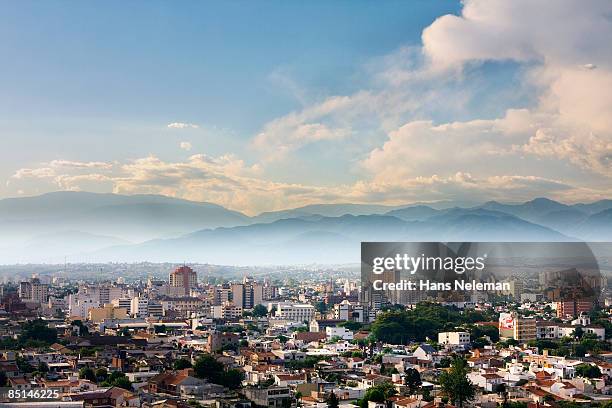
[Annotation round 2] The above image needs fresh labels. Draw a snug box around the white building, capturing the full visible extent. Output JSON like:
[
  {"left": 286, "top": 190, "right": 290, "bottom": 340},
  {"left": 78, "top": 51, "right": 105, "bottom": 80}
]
[
  {"left": 326, "top": 326, "right": 354, "bottom": 341},
  {"left": 438, "top": 331, "right": 470, "bottom": 346},
  {"left": 274, "top": 303, "right": 315, "bottom": 322}
]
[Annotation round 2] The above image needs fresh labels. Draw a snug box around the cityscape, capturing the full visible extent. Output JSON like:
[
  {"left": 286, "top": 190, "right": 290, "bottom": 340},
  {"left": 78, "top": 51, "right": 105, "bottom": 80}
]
[
  {"left": 1, "top": 0, "right": 612, "bottom": 407},
  {"left": 0, "top": 250, "right": 612, "bottom": 408}
]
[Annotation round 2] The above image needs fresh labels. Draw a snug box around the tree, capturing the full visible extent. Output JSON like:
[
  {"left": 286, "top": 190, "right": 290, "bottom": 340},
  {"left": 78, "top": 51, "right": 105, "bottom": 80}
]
[
  {"left": 95, "top": 367, "right": 108, "bottom": 382},
  {"left": 295, "top": 391, "right": 303, "bottom": 407},
  {"left": 220, "top": 369, "right": 244, "bottom": 389},
  {"left": 37, "top": 362, "right": 49, "bottom": 373},
  {"left": 575, "top": 363, "right": 601, "bottom": 378},
  {"left": 421, "top": 388, "right": 433, "bottom": 402},
  {"left": 494, "top": 383, "right": 509, "bottom": 408},
  {"left": 19, "top": 319, "right": 58, "bottom": 346},
  {"left": 193, "top": 354, "right": 244, "bottom": 389},
  {"left": 174, "top": 358, "right": 193, "bottom": 370},
  {"left": 79, "top": 367, "right": 96, "bottom": 382},
  {"left": 572, "top": 327, "right": 584, "bottom": 340},
  {"left": 404, "top": 368, "right": 422, "bottom": 395},
  {"left": 439, "top": 358, "right": 475, "bottom": 408},
  {"left": 327, "top": 391, "right": 339, "bottom": 408},
  {"left": 71, "top": 320, "right": 89, "bottom": 336},
  {"left": 0, "top": 371, "right": 7, "bottom": 387},
  {"left": 102, "top": 371, "right": 132, "bottom": 390},
  {"left": 252, "top": 304, "right": 268, "bottom": 317},
  {"left": 359, "top": 382, "right": 397, "bottom": 408}
]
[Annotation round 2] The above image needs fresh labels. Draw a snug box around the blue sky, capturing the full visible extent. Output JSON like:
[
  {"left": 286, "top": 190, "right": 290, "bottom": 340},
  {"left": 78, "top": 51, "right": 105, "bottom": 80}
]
[{"left": 2, "top": 1, "right": 611, "bottom": 214}]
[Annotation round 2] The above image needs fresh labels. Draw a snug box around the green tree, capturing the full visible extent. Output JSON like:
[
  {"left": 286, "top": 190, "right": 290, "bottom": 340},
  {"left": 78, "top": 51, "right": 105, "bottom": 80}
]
[
  {"left": 494, "top": 383, "right": 508, "bottom": 408},
  {"left": 252, "top": 304, "right": 268, "bottom": 317},
  {"left": 19, "top": 319, "right": 58, "bottom": 345},
  {"left": 404, "top": 368, "right": 422, "bottom": 395},
  {"left": 575, "top": 363, "right": 601, "bottom": 378},
  {"left": 572, "top": 327, "right": 584, "bottom": 340},
  {"left": 439, "top": 358, "right": 475, "bottom": 408},
  {"left": 174, "top": 358, "right": 193, "bottom": 370},
  {"left": 327, "top": 391, "right": 339, "bottom": 408},
  {"left": 95, "top": 367, "right": 108, "bottom": 382},
  {"left": 79, "top": 367, "right": 96, "bottom": 382},
  {"left": 101, "top": 371, "right": 132, "bottom": 390}
]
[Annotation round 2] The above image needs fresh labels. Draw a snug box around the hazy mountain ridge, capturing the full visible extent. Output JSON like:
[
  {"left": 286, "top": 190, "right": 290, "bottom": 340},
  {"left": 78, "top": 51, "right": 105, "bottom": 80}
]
[{"left": 0, "top": 191, "right": 610, "bottom": 264}]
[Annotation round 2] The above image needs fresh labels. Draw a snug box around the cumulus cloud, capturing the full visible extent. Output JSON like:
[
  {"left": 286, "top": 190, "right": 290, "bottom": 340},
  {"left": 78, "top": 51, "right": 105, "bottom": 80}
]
[
  {"left": 179, "top": 141, "right": 192, "bottom": 151},
  {"left": 167, "top": 122, "right": 199, "bottom": 129},
  {"left": 7, "top": 1, "right": 612, "bottom": 210}
]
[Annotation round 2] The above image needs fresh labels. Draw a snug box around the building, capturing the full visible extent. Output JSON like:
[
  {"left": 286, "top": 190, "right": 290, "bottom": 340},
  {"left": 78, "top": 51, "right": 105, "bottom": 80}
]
[
  {"left": 208, "top": 332, "right": 240, "bottom": 352},
  {"left": 231, "top": 277, "right": 263, "bottom": 310},
  {"left": 212, "top": 303, "right": 243, "bottom": 319},
  {"left": 68, "top": 292, "right": 100, "bottom": 319},
  {"left": 557, "top": 300, "right": 593, "bottom": 319},
  {"left": 88, "top": 304, "right": 128, "bottom": 323},
  {"left": 333, "top": 300, "right": 369, "bottom": 323},
  {"left": 438, "top": 331, "right": 470, "bottom": 346},
  {"left": 325, "top": 326, "right": 354, "bottom": 341},
  {"left": 19, "top": 278, "right": 49, "bottom": 303},
  {"left": 274, "top": 303, "right": 315, "bottom": 322},
  {"left": 243, "top": 386, "right": 290, "bottom": 408},
  {"left": 499, "top": 312, "right": 536, "bottom": 343},
  {"left": 169, "top": 266, "right": 198, "bottom": 294}
]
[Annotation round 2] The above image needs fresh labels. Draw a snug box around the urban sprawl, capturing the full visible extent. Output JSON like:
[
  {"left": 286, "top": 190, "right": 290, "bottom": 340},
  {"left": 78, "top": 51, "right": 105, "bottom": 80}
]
[{"left": 0, "top": 264, "right": 611, "bottom": 408}]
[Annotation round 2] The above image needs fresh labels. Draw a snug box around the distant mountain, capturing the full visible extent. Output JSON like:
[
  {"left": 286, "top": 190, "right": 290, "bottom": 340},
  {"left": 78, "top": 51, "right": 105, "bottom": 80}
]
[
  {"left": 1, "top": 191, "right": 611, "bottom": 265},
  {"left": 571, "top": 199, "right": 612, "bottom": 214},
  {"left": 253, "top": 203, "right": 403, "bottom": 223},
  {"left": 572, "top": 209, "right": 612, "bottom": 240},
  {"left": 88, "top": 212, "right": 569, "bottom": 265},
  {"left": 385, "top": 205, "right": 440, "bottom": 221},
  {"left": 478, "top": 197, "right": 572, "bottom": 222},
  {"left": 0, "top": 191, "right": 250, "bottom": 244},
  {"left": 0, "top": 231, "right": 129, "bottom": 264}
]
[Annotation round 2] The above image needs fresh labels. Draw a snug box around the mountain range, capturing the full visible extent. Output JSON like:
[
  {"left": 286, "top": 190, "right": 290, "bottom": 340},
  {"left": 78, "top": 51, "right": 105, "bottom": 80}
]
[{"left": 0, "top": 192, "right": 611, "bottom": 264}]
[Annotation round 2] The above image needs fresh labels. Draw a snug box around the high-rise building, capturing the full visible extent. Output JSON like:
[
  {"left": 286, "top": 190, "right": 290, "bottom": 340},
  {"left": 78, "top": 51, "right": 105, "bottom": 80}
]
[
  {"left": 229, "top": 277, "right": 264, "bottom": 310},
  {"left": 19, "top": 278, "right": 49, "bottom": 304},
  {"left": 169, "top": 266, "right": 198, "bottom": 294}
]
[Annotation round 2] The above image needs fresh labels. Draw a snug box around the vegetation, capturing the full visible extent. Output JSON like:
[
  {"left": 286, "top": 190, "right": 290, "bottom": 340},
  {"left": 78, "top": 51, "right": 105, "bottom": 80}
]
[
  {"left": 357, "top": 382, "right": 396, "bottom": 408},
  {"left": 404, "top": 368, "right": 422, "bottom": 395},
  {"left": 193, "top": 354, "right": 243, "bottom": 389},
  {"left": 439, "top": 357, "right": 475, "bottom": 408},
  {"left": 575, "top": 363, "right": 602, "bottom": 378},
  {"left": 371, "top": 302, "right": 496, "bottom": 344},
  {"left": 101, "top": 371, "right": 132, "bottom": 390},
  {"left": 174, "top": 358, "right": 193, "bottom": 370},
  {"left": 252, "top": 304, "right": 268, "bottom": 317},
  {"left": 0, "top": 319, "right": 58, "bottom": 349},
  {"left": 79, "top": 367, "right": 96, "bottom": 382},
  {"left": 327, "top": 391, "right": 339, "bottom": 408}
]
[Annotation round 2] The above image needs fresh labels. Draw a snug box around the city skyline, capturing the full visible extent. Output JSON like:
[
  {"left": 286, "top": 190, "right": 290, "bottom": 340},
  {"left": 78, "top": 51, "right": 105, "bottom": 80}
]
[{"left": 2, "top": 1, "right": 611, "bottom": 215}]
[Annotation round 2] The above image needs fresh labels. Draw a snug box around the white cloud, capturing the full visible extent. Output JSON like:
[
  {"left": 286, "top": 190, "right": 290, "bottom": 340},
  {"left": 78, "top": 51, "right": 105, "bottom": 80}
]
[
  {"left": 179, "top": 141, "right": 192, "bottom": 151},
  {"left": 167, "top": 122, "right": 199, "bottom": 129}
]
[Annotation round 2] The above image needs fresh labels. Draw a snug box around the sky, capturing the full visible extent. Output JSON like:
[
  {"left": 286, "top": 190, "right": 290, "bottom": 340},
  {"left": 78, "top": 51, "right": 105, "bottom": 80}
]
[{"left": 1, "top": 0, "right": 611, "bottom": 215}]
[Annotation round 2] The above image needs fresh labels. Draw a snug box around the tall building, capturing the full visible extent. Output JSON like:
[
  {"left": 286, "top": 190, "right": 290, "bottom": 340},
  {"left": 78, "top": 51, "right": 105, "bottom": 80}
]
[
  {"left": 499, "top": 312, "right": 536, "bottom": 343},
  {"left": 169, "top": 266, "right": 198, "bottom": 294},
  {"left": 19, "top": 278, "right": 49, "bottom": 304},
  {"left": 230, "top": 277, "right": 263, "bottom": 310},
  {"left": 556, "top": 300, "right": 593, "bottom": 319}
]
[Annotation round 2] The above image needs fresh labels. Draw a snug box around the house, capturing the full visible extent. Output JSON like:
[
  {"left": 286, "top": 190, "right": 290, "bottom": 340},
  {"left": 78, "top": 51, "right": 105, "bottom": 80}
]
[
  {"left": 347, "top": 357, "right": 364, "bottom": 370},
  {"left": 413, "top": 345, "right": 436, "bottom": 361},
  {"left": 468, "top": 371, "right": 504, "bottom": 392},
  {"left": 392, "top": 397, "right": 420, "bottom": 408},
  {"left": 65, "top": 386, "right": 140, "bottom": 407},
  {"left": 274, "top": 373, "right": 307, "bottom": 387}
]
